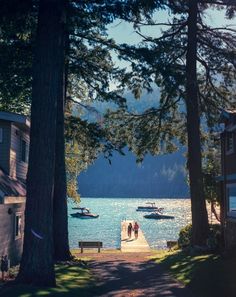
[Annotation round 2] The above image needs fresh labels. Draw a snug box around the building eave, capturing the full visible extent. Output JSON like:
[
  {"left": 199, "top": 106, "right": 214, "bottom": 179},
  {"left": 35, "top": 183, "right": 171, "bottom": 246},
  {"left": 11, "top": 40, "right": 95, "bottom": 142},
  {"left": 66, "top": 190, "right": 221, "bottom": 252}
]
[
  {"left": 226, "top": 124, "right": 236, "bottom": 132},
  {"left": 0, "top": 168, "right": 26, "bottom": 198},
  {"left": 216, "top": 174, "right": 236, "bottom": 182},
  {"left": 0, "top": 111, "right": 30, "bottom": 130},
  {"left": 220, "top": 109, "right": 236, "bottom": 125},
  {"left": 3, "top": 196, "right": 26, "bottom": 204}
]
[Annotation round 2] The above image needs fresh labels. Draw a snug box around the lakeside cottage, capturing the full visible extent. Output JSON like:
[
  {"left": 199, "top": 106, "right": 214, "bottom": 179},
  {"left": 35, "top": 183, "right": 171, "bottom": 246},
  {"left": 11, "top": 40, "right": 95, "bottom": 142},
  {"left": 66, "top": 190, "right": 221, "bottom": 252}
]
[
  {"left": 218, "top": 109, "right": 236, "bottom": 251},
  {"left": 0, "top": 111, "right": 29, "bottom": 266}
]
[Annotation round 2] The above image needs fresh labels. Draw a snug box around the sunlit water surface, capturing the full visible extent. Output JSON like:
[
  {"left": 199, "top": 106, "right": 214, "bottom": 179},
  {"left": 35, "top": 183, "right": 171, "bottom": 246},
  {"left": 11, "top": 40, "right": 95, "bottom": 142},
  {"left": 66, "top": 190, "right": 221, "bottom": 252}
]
[{"left": 68, "top": 198, "right": 192, "bottom": 249}]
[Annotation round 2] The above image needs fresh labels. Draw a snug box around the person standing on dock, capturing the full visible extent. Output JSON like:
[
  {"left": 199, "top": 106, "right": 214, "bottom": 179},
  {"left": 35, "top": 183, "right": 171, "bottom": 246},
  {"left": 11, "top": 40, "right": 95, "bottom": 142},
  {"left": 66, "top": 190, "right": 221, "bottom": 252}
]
[
  {"left": 127, "top": 223, "right": 133, "bottom": 238},
  {"left": 133, "top": 222, "right": 139, "bottom": 239}
]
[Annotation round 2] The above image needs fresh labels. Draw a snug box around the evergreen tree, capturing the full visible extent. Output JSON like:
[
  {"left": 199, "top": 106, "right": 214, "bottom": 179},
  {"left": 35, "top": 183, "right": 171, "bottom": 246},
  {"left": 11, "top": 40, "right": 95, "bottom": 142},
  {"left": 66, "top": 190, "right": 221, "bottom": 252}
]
[
  {"left": 105, "top": 0, "right": 236, "bottom": 246},
  {"left": 186, "top": 0, "right": 208, "bottom": 245},
  {"left": 0, "top": 0, "right": 163, "bottom": 265},
  {"left": 53, "top": 3, "right": 70, "bottom": 261},
  {"left": 17, "top": 0, "right": 65, "bottom": 285}
]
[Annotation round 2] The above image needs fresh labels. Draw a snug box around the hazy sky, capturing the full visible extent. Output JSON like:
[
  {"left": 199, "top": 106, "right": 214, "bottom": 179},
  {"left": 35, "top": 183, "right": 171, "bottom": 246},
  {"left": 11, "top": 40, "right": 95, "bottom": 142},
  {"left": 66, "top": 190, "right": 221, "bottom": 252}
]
[
  {"left": 108, "top": 8, "right": 233, "bottom": 45},
  {"left": 106, "top": 7, "right": 234, "bottom": 89}
]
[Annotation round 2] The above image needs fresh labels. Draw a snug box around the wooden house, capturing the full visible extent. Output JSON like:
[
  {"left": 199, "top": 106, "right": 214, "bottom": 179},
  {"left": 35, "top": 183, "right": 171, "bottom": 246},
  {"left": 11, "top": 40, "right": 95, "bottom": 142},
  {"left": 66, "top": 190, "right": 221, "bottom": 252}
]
[
  {"left": 0, "top": 111, "right": 29, "bottom": 266},
  {"left": 218, "top": 109, "right": 236, "bottom": 251}
]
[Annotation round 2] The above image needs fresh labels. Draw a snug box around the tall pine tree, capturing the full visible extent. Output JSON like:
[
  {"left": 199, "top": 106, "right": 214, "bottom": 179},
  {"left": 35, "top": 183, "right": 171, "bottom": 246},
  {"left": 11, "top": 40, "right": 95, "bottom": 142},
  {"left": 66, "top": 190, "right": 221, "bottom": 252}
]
[
  {"left": 17, "top": 0, "right": 65, "bottom": 285},
  {"left": 105, "top": 0, "right": 236, "bottom": 246}
]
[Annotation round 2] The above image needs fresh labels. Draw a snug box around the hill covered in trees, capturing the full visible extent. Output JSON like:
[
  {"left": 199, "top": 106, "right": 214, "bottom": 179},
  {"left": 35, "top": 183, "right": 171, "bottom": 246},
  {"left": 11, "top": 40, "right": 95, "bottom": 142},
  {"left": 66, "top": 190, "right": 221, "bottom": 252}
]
[
  {"left": 78, "top": 149, "right": 189, "bottom": 198},
  {"left": 78, "top": 89, "right": 189, "bottom": 198}
]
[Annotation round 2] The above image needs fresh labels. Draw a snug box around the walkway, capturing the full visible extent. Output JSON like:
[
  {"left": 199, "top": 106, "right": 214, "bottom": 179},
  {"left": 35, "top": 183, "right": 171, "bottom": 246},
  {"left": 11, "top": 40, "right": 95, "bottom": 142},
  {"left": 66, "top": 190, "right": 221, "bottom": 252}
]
[
  {"left": 121, "top": 220, "right": 150, "bottom": 252},
  {"left": 81, "top": 253, "right": 197, "bottom": 297}
]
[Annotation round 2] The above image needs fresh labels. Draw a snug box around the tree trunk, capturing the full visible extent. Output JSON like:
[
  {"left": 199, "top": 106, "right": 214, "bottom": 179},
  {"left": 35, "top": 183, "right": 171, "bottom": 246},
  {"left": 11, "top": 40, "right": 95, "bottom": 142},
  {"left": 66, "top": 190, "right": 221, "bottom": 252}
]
[
  {"left": 53, "top": 93, "right": 71, "bottom": 261},
  {"left": 17, "top": 0, "right": 65, "bottom": 286},
  {"left": 220, "top": 132, "right": 226, "bottom": 249},
  {"left": 186, "top": 0, "right": 209, "bottom": 246},
  {"left": 53, "top": 25, "right": 71, "bottom": 260}
]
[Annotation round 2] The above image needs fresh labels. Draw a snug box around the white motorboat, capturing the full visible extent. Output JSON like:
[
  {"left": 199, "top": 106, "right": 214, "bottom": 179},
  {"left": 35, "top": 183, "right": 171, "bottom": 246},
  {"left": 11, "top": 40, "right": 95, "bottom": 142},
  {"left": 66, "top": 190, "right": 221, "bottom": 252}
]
[
  {"left": 136, "top": 202, "right": 163, "bottom": 212},
  {"left": 144, "top": 211, "right": 174, "bottom": 220},
  {"left": 70, "top": 207, "right": 99, "bottom": 219}
]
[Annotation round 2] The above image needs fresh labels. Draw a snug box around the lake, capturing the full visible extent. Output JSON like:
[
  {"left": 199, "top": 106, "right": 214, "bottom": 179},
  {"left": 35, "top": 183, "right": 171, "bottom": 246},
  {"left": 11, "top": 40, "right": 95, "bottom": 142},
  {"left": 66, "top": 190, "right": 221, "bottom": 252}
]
[{"left": 68, "top": 198, "right": 192, "bottom": 249}]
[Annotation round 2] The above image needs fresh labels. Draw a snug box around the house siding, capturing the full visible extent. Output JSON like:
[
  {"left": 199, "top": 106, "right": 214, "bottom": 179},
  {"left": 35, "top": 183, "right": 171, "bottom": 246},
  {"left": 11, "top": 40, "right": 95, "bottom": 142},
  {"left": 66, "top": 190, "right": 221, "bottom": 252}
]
[
  {"left": 10, "top": 124, "right": 29, "bottom": 181},
  {"left": 225, "top": 220, "right": 236, "bottom": 251},
  {"left": 0, "top": 121, "right": 11, "bottom": 174},
  {"left": 225, "top": 128, "right": 236, "bottom": 174},
  {"left": 225, "top": 152, "right": 236, "bottom": 176},
  {"left": 220, "top": 113, "right": 236, "bottom": 252},
  {"left": 0, "top": 202, "right": 25, "bottom": 266},
  {"left": 0, "top": 113, "right": 29, "bottom": 267},
  {"left": 225, "top": 176, "right": 236, "bottom": 254},
  {"left": 225, "top": 179, "right": 236, "bottom": 253}
]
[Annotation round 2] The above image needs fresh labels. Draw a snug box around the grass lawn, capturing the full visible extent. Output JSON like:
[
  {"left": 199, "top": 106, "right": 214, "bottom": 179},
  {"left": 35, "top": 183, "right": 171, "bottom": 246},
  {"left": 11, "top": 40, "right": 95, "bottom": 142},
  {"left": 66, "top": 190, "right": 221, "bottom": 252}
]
[
  {"left": 1, "top": 262, "right": 95, "bottom": 297},
  {"left": 0, "top": 249, "right": 122, "bottom": 297},
  {"left": 2, "top": 249, "right": 236, "bottom": 297},
  {"left": 151, "top": 250, "right": 236, "bottom": 297}
]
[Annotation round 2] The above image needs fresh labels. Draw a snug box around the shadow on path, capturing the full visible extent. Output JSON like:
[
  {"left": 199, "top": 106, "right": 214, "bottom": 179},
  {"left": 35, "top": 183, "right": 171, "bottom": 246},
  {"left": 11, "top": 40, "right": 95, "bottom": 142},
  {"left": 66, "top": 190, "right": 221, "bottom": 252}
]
[{"left": 87, "top": 254, "right": 197, "bottom": 297}]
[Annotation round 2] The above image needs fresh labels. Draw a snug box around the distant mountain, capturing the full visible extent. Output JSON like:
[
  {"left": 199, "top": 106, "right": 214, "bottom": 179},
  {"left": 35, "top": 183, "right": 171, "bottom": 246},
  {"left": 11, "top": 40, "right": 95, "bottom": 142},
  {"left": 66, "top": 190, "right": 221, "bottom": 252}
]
[
  {"left": 78, "top": 149, "right": 189, "bottom": 198},
  {"left": 78, "top": 88, "right": 189, "bottom": 198}
]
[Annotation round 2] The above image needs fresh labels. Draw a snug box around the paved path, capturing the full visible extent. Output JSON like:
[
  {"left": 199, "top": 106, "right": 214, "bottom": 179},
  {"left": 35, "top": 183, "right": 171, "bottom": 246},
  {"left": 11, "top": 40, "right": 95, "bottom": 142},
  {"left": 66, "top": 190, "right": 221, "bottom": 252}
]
[
  {"left": 121, "top": 220, "right": 151, "bottom": 252},
  {"left": 80, "top": 253, "right": 197, "bottom": 297}
]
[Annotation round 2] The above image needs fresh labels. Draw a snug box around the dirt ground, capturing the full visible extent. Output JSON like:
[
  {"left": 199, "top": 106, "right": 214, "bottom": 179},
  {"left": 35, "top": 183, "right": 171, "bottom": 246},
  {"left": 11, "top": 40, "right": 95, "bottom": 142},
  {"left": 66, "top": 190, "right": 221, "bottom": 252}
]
[{"left": 79, "top": 252, "right": 197, "bottom": 297}]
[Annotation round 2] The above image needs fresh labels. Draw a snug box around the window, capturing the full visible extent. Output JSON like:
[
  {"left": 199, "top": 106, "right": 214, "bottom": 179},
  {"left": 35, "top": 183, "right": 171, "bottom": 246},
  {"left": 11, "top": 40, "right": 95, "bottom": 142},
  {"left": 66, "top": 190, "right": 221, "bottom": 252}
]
[
  {"left": 226, "top": 132, "right": 234, "bottom": 154},
  {"left": 227, "top": 184, "right": 236, "bottom": 218},
  {"left": 15, "top": 213, "right": 22, "bottom": 239},
  {"left": 0, "top": 128, "right": 2, "bottom": 143},
  {"left": 21, "top": 139, "right": 28, "bottom": 163}
]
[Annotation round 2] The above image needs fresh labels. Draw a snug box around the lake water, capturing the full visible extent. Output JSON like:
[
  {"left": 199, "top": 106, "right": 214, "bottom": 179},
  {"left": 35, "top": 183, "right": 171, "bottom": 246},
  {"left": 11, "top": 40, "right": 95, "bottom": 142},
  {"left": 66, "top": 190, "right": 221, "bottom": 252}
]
[{"left": 68, "top": 198, "right": 192, "bottom": 249}]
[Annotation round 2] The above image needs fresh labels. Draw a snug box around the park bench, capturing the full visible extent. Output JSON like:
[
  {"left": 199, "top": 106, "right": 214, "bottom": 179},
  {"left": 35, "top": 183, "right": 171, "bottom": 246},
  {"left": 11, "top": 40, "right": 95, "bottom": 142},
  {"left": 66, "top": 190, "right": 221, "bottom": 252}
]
[
  {"left": 78, "top": 241, "right": 103, "bottom": 253},
  {"left": 166, "top": 240, "right": 178, "bottom": 251}
]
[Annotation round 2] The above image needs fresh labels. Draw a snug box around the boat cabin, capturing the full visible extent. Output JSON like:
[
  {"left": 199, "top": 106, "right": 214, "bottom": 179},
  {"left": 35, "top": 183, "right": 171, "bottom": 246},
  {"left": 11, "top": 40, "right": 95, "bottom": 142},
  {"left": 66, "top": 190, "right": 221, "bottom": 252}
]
[
  {"left": 0, "top": 111, "right": 30, "bottom": 265},
  {"left": 70, "top": 207, "right": 99, "bottom": 218}
]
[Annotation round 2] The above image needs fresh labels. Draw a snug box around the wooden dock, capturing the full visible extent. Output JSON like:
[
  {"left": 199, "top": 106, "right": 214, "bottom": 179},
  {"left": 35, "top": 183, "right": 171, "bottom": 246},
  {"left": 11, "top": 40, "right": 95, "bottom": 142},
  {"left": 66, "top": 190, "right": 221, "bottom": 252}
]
[{"left": 121, "top": 220, "right": 151, "bottom": 252}]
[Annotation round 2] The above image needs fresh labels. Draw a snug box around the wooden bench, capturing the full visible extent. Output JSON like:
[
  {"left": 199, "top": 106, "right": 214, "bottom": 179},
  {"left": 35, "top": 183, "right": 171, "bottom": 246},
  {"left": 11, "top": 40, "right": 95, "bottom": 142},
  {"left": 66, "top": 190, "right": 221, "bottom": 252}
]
[
  {"left": 79, "top": 241, "right": 103, "bottom": 253},
  {"left": 166, "top": 240, "right": 178, "bottom": 251}
]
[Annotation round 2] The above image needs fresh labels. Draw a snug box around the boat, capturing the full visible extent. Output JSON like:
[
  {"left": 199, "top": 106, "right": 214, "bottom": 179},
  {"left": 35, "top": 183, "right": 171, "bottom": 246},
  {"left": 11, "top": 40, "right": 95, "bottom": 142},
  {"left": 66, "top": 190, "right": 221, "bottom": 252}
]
[
  {"left": 144, "top": 211, "right": 174, "bottom": 220},
  {"left": 136, "top": 202, "right": 164, "bottom": 212},
  {"left": 70, "top": 207, "right": 99, "bottom": 219}
]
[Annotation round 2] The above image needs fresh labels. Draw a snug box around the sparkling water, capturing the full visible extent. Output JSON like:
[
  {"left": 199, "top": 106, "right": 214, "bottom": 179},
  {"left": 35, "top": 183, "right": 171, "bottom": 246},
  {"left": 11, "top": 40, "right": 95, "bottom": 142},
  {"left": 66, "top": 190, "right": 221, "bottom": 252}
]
[{"left": 68, "top": 198, "right": 191, "bottom": 249}]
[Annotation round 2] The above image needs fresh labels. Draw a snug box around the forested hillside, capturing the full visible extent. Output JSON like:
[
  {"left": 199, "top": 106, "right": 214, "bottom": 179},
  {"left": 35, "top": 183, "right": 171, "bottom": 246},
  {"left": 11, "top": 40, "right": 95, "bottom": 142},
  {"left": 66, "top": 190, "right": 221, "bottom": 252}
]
[{"left": 78, "top": 149, "right": 189, "bottom": 198}]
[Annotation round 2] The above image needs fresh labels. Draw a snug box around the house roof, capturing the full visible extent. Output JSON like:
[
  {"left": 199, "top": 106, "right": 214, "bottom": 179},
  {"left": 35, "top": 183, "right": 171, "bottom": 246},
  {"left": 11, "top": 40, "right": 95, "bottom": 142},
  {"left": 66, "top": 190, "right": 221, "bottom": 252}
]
[
  {"left": 220, "top": 109, "right": 236, "bottom": 131},
  {"left": 0, "top": 111, "right": 30, "bottom": 131},
  {"left": 0, "top": 168, "right": 26, "bottom": 200},
  {"left": 220, "top": 109, "right": 236, "bottom": 118}
]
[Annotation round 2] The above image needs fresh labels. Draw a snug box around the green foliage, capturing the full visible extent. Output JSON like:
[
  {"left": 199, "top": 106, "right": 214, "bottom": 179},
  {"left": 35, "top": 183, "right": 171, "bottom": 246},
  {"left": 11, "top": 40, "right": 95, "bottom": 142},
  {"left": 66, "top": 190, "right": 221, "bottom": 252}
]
[
  {"left": 202, "top": 143, "right": 221, "bottom": 203},
  {"left": 104, "top": 107, "right": 182, "bottom": 162},
  {"left": 2, "top": 261, "right": 94, "bottom": 297},
  {"left": 65, "top": 139, "right": 99, "bottom": 203},
  {"left": 0, "top": 0, "right": 159, "bottom": 111},
  {"left": 107, "top": 2, "right": 236, "bottom": 158},
  {"left": 178, "top": 224, "right": 192, "bottom": 249},
  {"left": 66, "top": 142, "right": 81, "bottom": 203},
  {"left": 1, "top": 1, "right": 236, "bottom": 170},
  {"left": 178, "top": 224, "right": 221, "bottom": 250},
  {"left": 0, "top": 0, "right": 160, "bottom": 165},
  {"left": 0, "top": 0, "right": 34, "bottom": 113},
  {"left": 206, "top": 225, "right": 221, "bottom": 251},
  {"left": 153, "top": 250, "right": 236, "bottom": 297}
]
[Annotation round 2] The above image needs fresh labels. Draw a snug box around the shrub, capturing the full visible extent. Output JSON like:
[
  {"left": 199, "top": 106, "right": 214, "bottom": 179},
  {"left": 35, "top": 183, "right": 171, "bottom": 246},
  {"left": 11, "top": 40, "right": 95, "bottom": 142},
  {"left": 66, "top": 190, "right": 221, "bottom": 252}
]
[
  {"left": 178, "top": 224, "right": 221, "bottom": 251},
  {"left": 178, "top": 224, "right": 192, "bottom": 249},
  {"left": 207, "top": 224, "right": 221, "bottom": 251}
]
